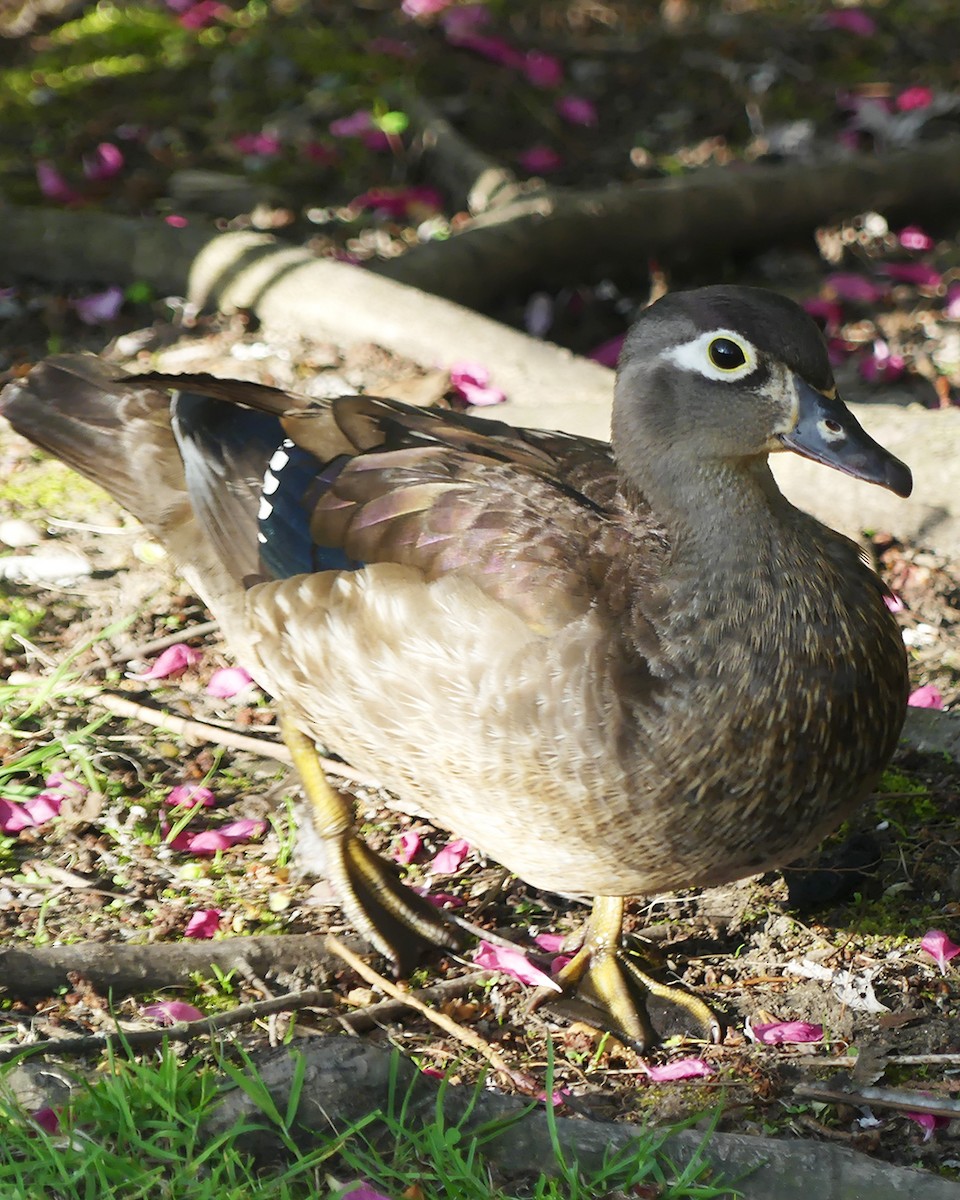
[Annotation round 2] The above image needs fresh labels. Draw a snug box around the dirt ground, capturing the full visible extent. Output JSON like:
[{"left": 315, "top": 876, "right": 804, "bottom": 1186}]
[{"left": 2, "top": 0, "right": 960, "bottom": 1184}]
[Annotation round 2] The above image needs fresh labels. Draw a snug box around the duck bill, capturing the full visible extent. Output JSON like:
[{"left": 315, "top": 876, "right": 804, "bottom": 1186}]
[{"left": 778, "top": 376, "right": 913, "bottom": 497}]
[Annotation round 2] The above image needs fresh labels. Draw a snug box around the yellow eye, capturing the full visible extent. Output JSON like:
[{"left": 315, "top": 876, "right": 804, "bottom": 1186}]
[{"left": 707, "top": 337, "right": 748, "bottom": 371}]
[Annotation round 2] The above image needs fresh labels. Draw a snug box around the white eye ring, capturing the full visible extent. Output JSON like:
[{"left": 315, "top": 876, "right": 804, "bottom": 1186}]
[{"left": 663, "top": 328, "right": 758, "bottom": 382}]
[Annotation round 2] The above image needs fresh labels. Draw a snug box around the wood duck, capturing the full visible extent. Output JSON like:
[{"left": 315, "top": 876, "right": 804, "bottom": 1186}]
[{"left": 0, "top": 286, "right": 911, "bottom": 1048}]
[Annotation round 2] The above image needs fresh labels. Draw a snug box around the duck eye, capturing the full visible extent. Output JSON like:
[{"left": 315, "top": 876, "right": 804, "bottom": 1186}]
[{"left": 708, "top": 337, "right": 747, "bottom": 370}]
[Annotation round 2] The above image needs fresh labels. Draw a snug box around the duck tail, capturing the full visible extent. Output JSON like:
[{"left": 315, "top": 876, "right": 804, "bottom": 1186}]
[{"left": 0, "top": 354, "right": 191, "bottom": 539}]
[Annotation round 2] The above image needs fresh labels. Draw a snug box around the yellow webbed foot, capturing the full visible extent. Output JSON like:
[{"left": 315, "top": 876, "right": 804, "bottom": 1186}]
[
  {"left": 282, "top": 716, "right": 462, "bottom": 975},
  {"left": 530, "top": 895, "right": 721, "bottom": 1051}
]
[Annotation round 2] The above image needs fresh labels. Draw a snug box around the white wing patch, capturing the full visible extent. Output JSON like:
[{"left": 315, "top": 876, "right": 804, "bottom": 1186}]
[{"left": 661, "top": 328, "right": 759, "bottom": 382}]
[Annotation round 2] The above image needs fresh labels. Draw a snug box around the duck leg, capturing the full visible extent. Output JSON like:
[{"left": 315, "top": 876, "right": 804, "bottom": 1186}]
[
  {"left": 281, "top": 717, "right": 462, "bottom": 975},
  {"left": 529, "top": 895, "right": 721, "bottom": 1051}
]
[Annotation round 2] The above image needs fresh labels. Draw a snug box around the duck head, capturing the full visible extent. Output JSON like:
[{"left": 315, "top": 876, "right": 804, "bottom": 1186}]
[{"left": 612, "top": 285, "right": 912, "bottom": 500}]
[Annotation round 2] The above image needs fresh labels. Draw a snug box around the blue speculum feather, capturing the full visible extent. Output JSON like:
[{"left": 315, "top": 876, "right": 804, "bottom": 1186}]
[{"left": 258, "top": 445, "right": 363, "bottom": 578}]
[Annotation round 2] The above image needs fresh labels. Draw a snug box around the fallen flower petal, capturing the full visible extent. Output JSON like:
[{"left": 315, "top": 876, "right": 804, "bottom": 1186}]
[
  {"left": 401, "top": 0, "right": 451, "bottom": 15},
  {"left": 142, "top": 1000, "right": 204, "bottom": 1025},
  {"left": 642, "top": 1057, "right": 715, "bottom": 1081},
  {"left": 516, "top": 144, "right": 564, "bottom": 174},
  {"left": 176, "top": 0, "right": 227, "bottom": 30},
  {"left": 136, "top": 643, "right": 202, "bottom": 679},
  {"left": 588, "top": 333, "right": 627, "bottom": 367},
  {"left": 906, "top": 1111, "right": 950, "bottom": 1141},
  {"left": 908, "top": 685, "right": 944, "bottom": 709},
  {"left": 445, "top": 32, "right": 525, "bottom": 69},
  {"left": 341, "top": 1184, "right": 395, "bottom": 1200},
  {"left": 232, "top": 132, "right": 282, "bottom": 157},
  {"left": 884, "top": 262, "right": 942, "bottom": 289},
  {"left": 555, "top": 94, "right": 599, "bottom": 127},
  {"left": 36, "top": 160, "right": 81, "bottom": 204},
  {"left": 165, "top": 784, "right": 216, "bottom": 809},
  {"left": 897, "top": 86, "right": 934, "bottom": 112},
  {"left": 802, "top": 297, "right": 843, "bottom": 331},
  {"left": 72, "top": 286, "right": 124, "bottom": 325},
  {"left": 824, "top": 272, "right": 886, "bottom": 304},
  {"left": 822, "top": 9, "right": 876, "bottom": 36},
  {"left": 945, "top": 284, "right": 960, "bottom": 319},
  {"left": 420, "top": 890, "right": 466, "bottom": 908},
  {"left": 83, "top": 142, "right": 124, "bottom": 181},
  {"left": 394, "top": 830, "right": 422, "bottom": 864},
  {"left": 176, "top": 830, "right": 232, "bottom": 854},
  {"left": 206, "top": 666, "right": 254, "bottom": 698},
  {"left": 30, "top": 1107, "right": 60, "bottom": 1134},
  {"left": 0, "top": 798, "right": 38, "bottom": 833},
  {"left": 748, "top": 1019, "right": 823, "bottom": 1044},
  {"left": 43, "top": 771, "right": 87, "bottom": 801},
  {"left": 533, "top": 932, "right": 566, "bottom": 953},
  {"left": 450, "top": 363, "right": 506, "bottom": 407},
  {"left": 329, "top": 110, "right": 374, "bottom": 138},
  {"left": 883, "top": 590, "right": 905, "bottom": 613},
  {"left": 430, "top": 837, "right": 470, "bottom": 874},
  {"left": 524, "top": 50, "right": 564, "bottom": 89},
  {"left": 538, "top": 1088, "right": 571, "bottom": 1107},
  {"left": 921, "top": 929, "right": 960, "bottom": 973},
  {"left": 219, "top": 818, "right": 267, "bottom": 842},
  {"left": 22, "top": 794, "right": 62, "bottom": 825},
  {"left": 184, "top": 909, "right": 222, "bottom": 938},
  {"left": 474, "top": 941, "right": 561, "bottom": 991},
  {"left": 859, "top": 340, "right": 906, "bottom": 384},
  {"left": 899, "top": 225, "right": 934, "bottom": 251},
  {"left": 440, "top": 4, "right": 491, "bottom": 38}
]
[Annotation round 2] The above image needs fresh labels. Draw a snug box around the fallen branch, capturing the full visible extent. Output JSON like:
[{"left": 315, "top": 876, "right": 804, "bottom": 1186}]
[
  {"left": 326, "top": 934, "right": 536, "bottom": 1092},
  {"left": 795, "top": 1081, "right": 960, "bottom": 1122},
  {"left": 0, "top": 986, "right": 332, "bottom": 1064},
  {"left": 0, "top": 934, "right": 343, "bottom": 997}
]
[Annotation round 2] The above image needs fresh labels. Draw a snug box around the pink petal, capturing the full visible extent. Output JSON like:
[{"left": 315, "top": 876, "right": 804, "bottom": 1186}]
[
  {"left": 884, "top": 262, "right": 942, "bottom": 289},
  {"left": 43, "top": 771, "right": 87, "bottom": 801},
  {"left": 142, "top": 1000, "right": 204, "bottom": 1025},
  {"left": 360, "top": 129, "right": 392, "bottom": 153},
  {"left": 440, "top": 4, "right": 491, "bottom": 37},
  {"left": 946, "top": 284, "right": 960, "bottom": 320},
  {"left": 430, "top": 837, "right": 470, "bottom": 874},
  {"left": 184, "top": 909, "right": 222, "bottom": 938},
  {"left": 449, "top": 362, "right": 506, "bottom": 407},
  {"left": 36, "top": 161, "right": 81, "bottom": 204},
  {"left": 22, "top": 794, "right": 61, "bottom": 825},
  {"left": 642, "top": 1057, "right": 715, "bottom": 1081},
  {"left": 394, "top": 830, "right": 423, "bottom": 864},
  {"left": 537, "top": 1088, "right": 571, "bottom": 1107},
  {"left": 181, "top": 830, "right": 233, "bottom": 854},
  {"left": 897, "top": 87, "right": 934, "bottom": 112},
  {"left": 555, "top": 94, "right": 599, "bottom": 127},
  {"left": 921, "top": 929, "right": 960, "bottom": 973},
  {"left": 418, "top": 889, "right": 466, "bottom": 908},
  {"left": 341, "top": 1185, "right": 395, "bottom": 1200},
  {"left": 824, "top": 272, "right": 887, "bottom": 304},
  {"left": 533, "top": 932, "right": 566, "bottom": 953},
  {"left": 329, "top": 110, "right": 374, "bottom": 138},
  {"left": 444, "top": 32, "right": 525, "bottom": 69},
  {"left": 31, "top": 1107, "right": 60, "bottom": 1134},
  {"left": 136, "top": 643, "right": 202, "bottom": 679},
  {"left": 822, "top": 9, "right": 877, "bottom": 36},
  {"left": 859, "top": 340, "right": 906, "bottom": 384},
  {"left": 232, "top": 132, "right": 282, "bottom": 157},
  {"left": 219, "top": 818, "right": 266, "bottom": 843},
  {"left": 523, "top": 51, "right": 564, "bottom": 89},
  {"left": 82, "top": 142, "right": 124, "bottom": 181},
  {"left": 72, "top": 286, "right": 124, "bottom": 326},
  {"left": 165, "top": 784, "right": 217, "bottom": 809},
  {"left": 748, "top": 1019, "right": 823, "bottom": 1044},
  {"left": 883, "top": 590, "right": 905, "bottom": 612},
  {"left": 516, "top": 145, "right": 564, "bottom": 174},
  {"left": 899, "top": 225, "right": 934, "bottom": 252},
  {"left": 474, "top": 941, "right": 561, "bottom": 991},
  {"left": 588, "top": 333, "right": 626, "bottom": 367},
  {"left": 0, "top": 799, "right": 37, "bottom": 833},
  {"left": 802, "top": 297, "right": 844, "bottom": 330},
  {"left": 906, "top": 1111, "right": 950, "bottom": 1141},
  {"left": 165, "top": 214, "right": 189, "bottom": 228},
  {"left": 909, "top": 685, "right": 944, "bottom": 709},
  {"left": 551, "top": 954, "right": 573, "bottom": 974},
  {"left": 350, "top": 186, "right": 443, "bottom": 219},
  {"left": 176, "top": 1, "right": 227, "bottom": 30},
  {"left": 205, "top": 666, "right": 254, "bottom": 698},
  {"left": 400, "top": 0, "right": 452, "bottom": 15}
]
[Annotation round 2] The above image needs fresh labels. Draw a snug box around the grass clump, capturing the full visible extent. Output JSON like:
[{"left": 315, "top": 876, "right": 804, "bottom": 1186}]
[{"left": 0, "top": 1042, "right": 737, "bottom": 1200}]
